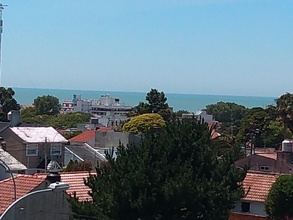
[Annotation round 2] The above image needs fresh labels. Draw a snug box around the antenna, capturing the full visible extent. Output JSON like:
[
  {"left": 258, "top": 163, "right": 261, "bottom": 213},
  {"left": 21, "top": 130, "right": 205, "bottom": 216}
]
[{"left": 0, "top": 3, "right": 7, "bottom": 86}]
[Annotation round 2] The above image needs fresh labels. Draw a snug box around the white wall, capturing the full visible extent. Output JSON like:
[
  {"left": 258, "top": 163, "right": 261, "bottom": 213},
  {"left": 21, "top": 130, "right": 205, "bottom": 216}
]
[{"left": 233, "top": 201, "right": 267, "bottom": 217}]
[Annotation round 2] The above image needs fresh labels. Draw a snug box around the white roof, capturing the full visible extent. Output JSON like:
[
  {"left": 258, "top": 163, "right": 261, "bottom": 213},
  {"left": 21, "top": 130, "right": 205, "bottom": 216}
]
[
  {"left": 0, "top": 148, "right": 27, "bottom": 171},
  {"left": 10, "top": 127, "right": 68, "bottom": 143}
]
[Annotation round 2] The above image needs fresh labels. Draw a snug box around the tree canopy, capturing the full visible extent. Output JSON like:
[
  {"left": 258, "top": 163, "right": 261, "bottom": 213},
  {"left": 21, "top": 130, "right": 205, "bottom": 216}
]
[
  {"left": 265, "top": 175, "right": 293, "bottom": 220},
  {"left": 33, "top": 95, "right": 60, "bottom": 115},
  {"left": 69, "top": 119, "right": 246, "bottom": 220},
  {"left": 122, "top": 113, "right": 166, "bottom": 134},
  {"left": 131, "top": 89, "right": 170, "bottom": 120},
  {"left": 0, "top": 87, "right": 20, "bottom": 121}
]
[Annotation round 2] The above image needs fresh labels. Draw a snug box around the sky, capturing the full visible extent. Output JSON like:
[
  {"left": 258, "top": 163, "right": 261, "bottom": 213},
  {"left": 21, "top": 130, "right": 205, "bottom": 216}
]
[{"left": 0, "top": 0, "right": 292, "bottom": 97}]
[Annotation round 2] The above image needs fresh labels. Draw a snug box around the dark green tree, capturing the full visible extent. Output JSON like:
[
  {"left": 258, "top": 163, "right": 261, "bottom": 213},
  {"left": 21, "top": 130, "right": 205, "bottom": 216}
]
[
  {"left": 205, "top": 101, "right": 247, "bottom": 123},
  {"left": 131, "top": 88, "right": 171, "bottom": 121},
  {"left": 274, "top": 93, "right": 293, "bottom": 135},
  {"left": 146, "top": 88, "right": 169, "bottom": 113},
  {"left": 33, "top": 95, "right": 60, "bottom": 115},
  {"left": 265, "top": 175, "right": 293, "bottom": 220},
  {"left": 0, "top": 87, "right": 20, "bottom": 121},
  {"left": 69, "top": 120, "right": 246, "bottom": 220},
  {"left": 205, "top": 102, "right": 247, "bottom": 137}
]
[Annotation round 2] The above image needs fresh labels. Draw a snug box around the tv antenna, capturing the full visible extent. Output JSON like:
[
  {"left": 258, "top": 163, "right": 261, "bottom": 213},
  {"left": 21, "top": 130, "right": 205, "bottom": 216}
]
[{"left": 0, "top": 3, "right": 7, "bottom": 86}]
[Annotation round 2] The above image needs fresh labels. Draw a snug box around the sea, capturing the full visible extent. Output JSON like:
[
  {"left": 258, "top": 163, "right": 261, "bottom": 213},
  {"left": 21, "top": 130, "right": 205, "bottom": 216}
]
[{"left": 12, "top": 87, "right": 276, "bottom": 112}]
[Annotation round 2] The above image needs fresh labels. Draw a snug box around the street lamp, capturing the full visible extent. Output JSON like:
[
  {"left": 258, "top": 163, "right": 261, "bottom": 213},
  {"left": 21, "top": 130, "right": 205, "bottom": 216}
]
[
  {"left": 0, "top": 158, "right": 16, "bottom": 201},
  {"left": 0, "top": 182, "right": 69, "bottom": 220}
]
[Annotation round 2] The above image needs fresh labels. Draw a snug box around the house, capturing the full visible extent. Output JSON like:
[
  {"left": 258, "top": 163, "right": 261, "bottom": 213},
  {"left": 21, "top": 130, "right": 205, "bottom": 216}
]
[
  {"left": 65, "top": 130, "right": 106, "bottom": 166},
  {"left": 0, "top": 171, "right": 94, "bottom": 219},
  {"left": 182, "top": 110, "right": 214, "bottom": 122},
  {"left": 236, "top": 148, "right": 293, "bottom": 174},
  {"left": 230, "top": 172, "right": 278, "bottom": 219},
  {"left": 0, "top": 126, "right": 68, "bottom": 174}
]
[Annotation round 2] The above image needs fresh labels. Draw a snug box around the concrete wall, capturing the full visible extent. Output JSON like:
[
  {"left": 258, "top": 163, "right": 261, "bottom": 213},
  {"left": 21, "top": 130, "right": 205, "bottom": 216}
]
[
  {"left": 233, "top": 201, "right": 266, "bottom": 217},
  {"left": 0, "top": 190, "right": 71, "bottom": 220},
  {"left": 95, "top": 131, "right": 141, "bottom": 149}
]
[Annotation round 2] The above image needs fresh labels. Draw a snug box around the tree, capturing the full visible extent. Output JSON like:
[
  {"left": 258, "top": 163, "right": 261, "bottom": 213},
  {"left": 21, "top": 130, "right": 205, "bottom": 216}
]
[
  {"left": 33, "top": 95, "right": 60, "bottom": 115},
  {"left": 274, "top": 93, "right": 293, "bottom": 135},
  {"left": 265, "top": 175, "right": 293, "bottom": 220},
  {"left": 64, "top": 160, "right": 93, "bottom": 172},
  {"left": 205, "top": 101, "right": 247, "bottom": 123},
  {"left": 69, "top": 120, "right": 246, "bottom": 220},
  {"left": 0, "top": 87, "right": 20, "bottom": 121},
  {"left": 146, "top": 88, "right": 169, "bottom": 113},
  {"left": 122, "top": 113, "right": 166, "bottom": 134},
  {"left": 131, "top": 89, "right": 170, "bottom": 120}
]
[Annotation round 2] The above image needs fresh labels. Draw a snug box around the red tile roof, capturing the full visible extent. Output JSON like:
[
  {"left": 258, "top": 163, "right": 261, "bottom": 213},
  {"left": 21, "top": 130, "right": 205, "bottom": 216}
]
[
  {"left": 242, "top": 172, "right": 278, "bottom": 202},
  {"left": 0, "top": 175, "right": 46, "bottom": 214},
  {"left": 61, "top": 171, "right": 94, "bottom": 202},
  {"left": 97, "top": 127, "right": 113, "bottom": 132},
  {"left": 69, "top": 130, "right": 95, "bottom": 143},
  {"left": 229, "top": 213, "right": 268, "bottom": 220},
  {"left": 255, "top": 153, "right": 277, "bottom": 160}
]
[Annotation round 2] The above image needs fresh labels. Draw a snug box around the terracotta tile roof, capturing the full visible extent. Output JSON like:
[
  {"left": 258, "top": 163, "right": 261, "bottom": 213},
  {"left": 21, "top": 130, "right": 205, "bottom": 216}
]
[
  {"left": 229, "top": 212, "right": 268, "bottom": 220},
  {"left": 0, "top": 175, "right": 46, "bottom": 214},
  {"left": 97, "top": 127, "right": 113, "bottom": 132},
  {"left": 242, "top": 172, "right": 278, "bottom": 202},
  {"left": 61, "top": 171, "right": 95, "bottom": 202},
  {"left": 69, "top": 130, "right": 95, "bottom": 143},
  {"left": 256, "top": 153, "right": 277, "bottom": 160}
]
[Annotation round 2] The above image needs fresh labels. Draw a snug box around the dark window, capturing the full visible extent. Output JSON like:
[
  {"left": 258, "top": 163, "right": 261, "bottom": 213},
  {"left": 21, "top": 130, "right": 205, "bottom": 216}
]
[
  {"left": 241, "top": 202, "right": 250, "bottom": 213},
  {"left": 260, "top": 166, "right": 270, "bottom": 171}
]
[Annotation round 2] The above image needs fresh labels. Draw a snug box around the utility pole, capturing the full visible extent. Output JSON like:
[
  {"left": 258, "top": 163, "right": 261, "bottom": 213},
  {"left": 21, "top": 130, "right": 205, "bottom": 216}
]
[
  {"left": 0, "top": 3, "right": 7, "bottom": 86},
  {"left": 45, "top": 137, "right": 47, "bottom": 173}
]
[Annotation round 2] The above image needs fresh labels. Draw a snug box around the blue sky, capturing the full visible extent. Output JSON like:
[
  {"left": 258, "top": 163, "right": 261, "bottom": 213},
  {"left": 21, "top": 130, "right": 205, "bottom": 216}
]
[{"left": 0, "top": 0, "right": 292, "bottom": 97}]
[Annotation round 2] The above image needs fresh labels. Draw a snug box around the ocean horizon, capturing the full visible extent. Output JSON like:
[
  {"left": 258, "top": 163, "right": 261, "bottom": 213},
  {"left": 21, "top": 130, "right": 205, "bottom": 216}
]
[{"left": 12, "top": 87, "right": 276, "bottom": 112}]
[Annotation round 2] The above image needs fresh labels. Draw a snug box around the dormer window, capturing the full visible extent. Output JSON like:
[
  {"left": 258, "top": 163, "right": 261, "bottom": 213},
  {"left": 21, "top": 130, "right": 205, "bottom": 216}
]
[{"left": 260, "top": 166, "right": 270, "bottom": 171}]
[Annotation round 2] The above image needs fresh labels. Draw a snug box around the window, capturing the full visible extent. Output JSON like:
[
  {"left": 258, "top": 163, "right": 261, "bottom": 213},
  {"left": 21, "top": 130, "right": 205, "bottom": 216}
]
[
  {"left": 241, "top": 202, "right": 250, "bottom": 213},
  {"left": 260, "top": 166, "right": 270, "bottom": 171},
  {"left": 50, "top": 143, "right": 62, "bottom": 155},
  {"left": 26, "top": 144, "right": 38, "bottom": 156}
]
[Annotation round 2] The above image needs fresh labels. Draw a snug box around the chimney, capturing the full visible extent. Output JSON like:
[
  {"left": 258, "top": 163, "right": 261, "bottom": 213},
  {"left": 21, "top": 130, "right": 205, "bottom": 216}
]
[{"left": 46, "top": 171, "right": 61, "bottom": 184}]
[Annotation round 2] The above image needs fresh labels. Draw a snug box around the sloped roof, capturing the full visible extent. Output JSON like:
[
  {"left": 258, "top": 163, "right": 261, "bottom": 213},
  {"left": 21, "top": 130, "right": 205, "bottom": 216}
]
[
  {"left": 69, "top": 130, "right": 95, "bottom": 143},
  {"left": 61, "top": 171, "right": 94, "bottom": 202},
  {"left": 10, "top": 126, "right": 68, "bottom": 143},
  {"left": 0, "top": 175, "right": 46, "bottom": 214},
  {"left": 0, "top": 148, "right": 27, "bottom": 171},
  {"left": 242, "top": 172, "right": 278, "bottom": 202}
]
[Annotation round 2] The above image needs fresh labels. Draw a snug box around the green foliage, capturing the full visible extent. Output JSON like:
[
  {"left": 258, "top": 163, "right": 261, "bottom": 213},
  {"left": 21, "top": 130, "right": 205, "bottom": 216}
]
[
  {"left": 274, "top": 92, "right": 293, "bottom": 135},
  {"left": 0, "top": 87, "right": 20, "bottom": 121},
  {"left": 122, "top": 113, "right": 166, "bottom": 134},
  {"left": 146, "top": 88, "right": 169, "bottom": 113},
  {"left": 21, "top": 110, "right": 91, "bottom": 129},
  {"left": 33, "top": 95, "right": 60, "bottom": 115},
  {"left": 69, "top": 120, "right": 246, "bottom": 220},
  {"left": 173, "top": 110, "right": 190, "bottom": 118},
  {"left": 64, "top": 160, "right": 93, "bottom": 172},
  {"left": 205, "top": 101, "right": 247, "bottom": 123},
  {"left": 236, "top": 107, "right": 292, "bottom": 148},
  {"left": 265, "top": 175, "right": 293, "bottom": 220},
  {"left": 131, "top": 89, "right": 170, "bottom": 120}
]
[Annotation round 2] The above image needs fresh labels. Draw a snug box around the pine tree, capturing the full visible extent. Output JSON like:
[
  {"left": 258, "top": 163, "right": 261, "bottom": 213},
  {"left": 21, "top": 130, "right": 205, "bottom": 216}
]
[{"left": 69, "top": 119, "right": 246, "bottom": 220}]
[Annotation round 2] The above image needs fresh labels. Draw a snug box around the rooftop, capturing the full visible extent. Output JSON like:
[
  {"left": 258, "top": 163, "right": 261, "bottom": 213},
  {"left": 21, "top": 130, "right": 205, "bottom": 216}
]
[
  {"left": 0, "top": 175, "right": 46, "bottom": 214},
  {"left": 0, "top": 148, "right": 27, "bottom": 171},
  {"left": 10, "top": 126, "right": 68, "bottom": 143},
  {"left": 242, "top": 172, "right": 278, "bottom": 202},
  {"left": 69, "top": 130, "right": 95, "bottom": 143}
]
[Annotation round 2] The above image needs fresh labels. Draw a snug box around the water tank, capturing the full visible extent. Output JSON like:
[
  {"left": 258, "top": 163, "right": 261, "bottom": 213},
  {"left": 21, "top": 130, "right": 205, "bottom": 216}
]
[{"left": 282, "top": 139, "right": 293, "bottom": 152}]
